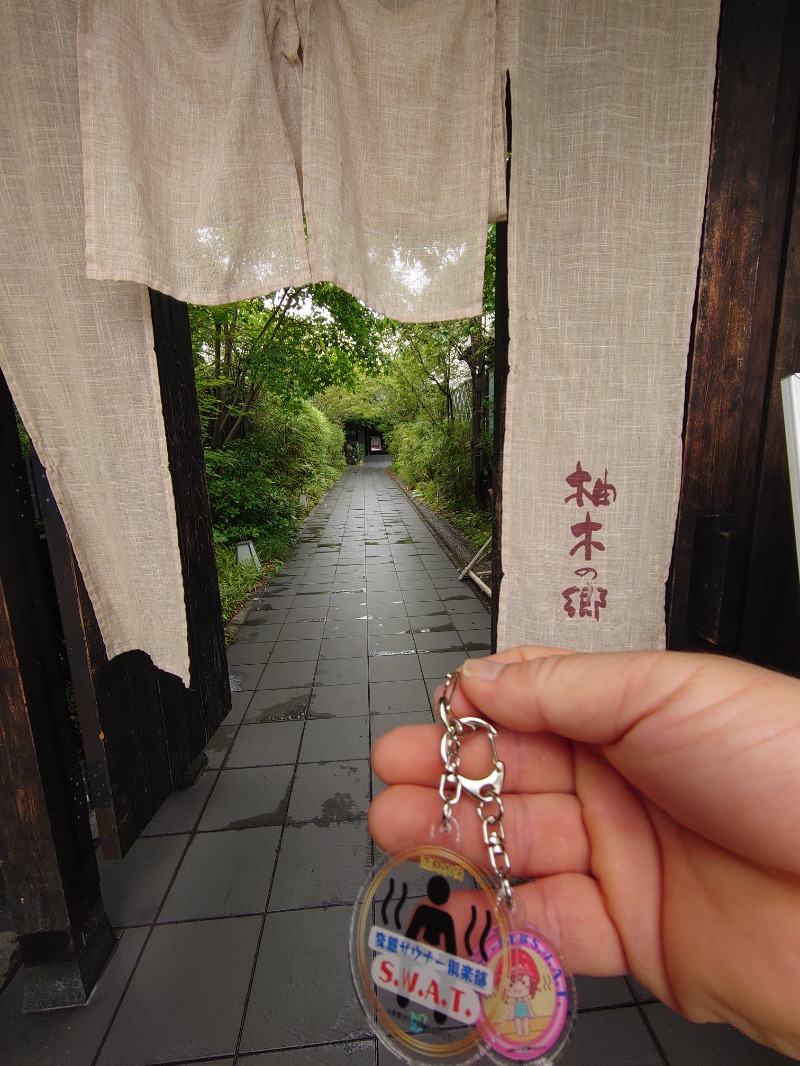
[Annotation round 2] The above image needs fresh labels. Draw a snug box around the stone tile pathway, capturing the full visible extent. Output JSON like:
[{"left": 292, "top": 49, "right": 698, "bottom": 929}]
[{"left": 0, "top": 459, "right": 794, "bottom": 1065}]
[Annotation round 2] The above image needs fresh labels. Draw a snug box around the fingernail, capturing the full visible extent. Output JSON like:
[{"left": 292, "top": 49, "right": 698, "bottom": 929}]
[{"left": 461, "top": 657, "right": 505, "bottom": 681}]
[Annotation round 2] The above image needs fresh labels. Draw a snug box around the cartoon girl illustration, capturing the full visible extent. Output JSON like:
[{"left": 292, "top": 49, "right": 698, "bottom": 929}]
[{"left": 503, "top": 952, "right": 541, "bottom": 1037}]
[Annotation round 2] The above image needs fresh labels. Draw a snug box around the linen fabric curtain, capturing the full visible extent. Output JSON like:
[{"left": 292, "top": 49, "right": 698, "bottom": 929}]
[
  {"left": 497, "top": 0, "right": 720, "bottom": 652},
  {"left": 0, "top": 0, "right": 190, "bottom": 683},
  {"left": 302, "top": 0, "right": 496, "bottom": 322},
  {"left": 79, "top": 0, "right": 507, "bottom": 322},
  {"left": 79, "top": 0, "right": 312, "bottom": 305}
]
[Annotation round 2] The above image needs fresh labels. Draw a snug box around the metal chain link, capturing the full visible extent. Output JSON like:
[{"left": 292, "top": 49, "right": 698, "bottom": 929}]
[
  {"left": 438, "top": 713, "right": 462, "bottom": 828},
  {"left": 438, "top": 672, "right": 514, "bottom": 907}
]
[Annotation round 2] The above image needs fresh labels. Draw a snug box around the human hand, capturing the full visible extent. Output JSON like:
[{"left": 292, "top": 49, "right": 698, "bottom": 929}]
[{"left": 368, "top": 646, "right": 800, "bottom": 1059}]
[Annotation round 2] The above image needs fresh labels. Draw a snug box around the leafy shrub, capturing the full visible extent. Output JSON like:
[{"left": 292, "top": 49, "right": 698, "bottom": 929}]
[
  {"left": 205, "top": 393, "right": 344, "bottom": 570},
  {"left": 205, "top": 440, "right": 297, "bottom": 555},
  {"left": 214, "top": 545, "right": 265, "bottom": 625},
  {"left": 389, "top": 416, "right": 473, "bottom": 511},
  {"left": 388, "top": 416, "right": 492, "bottom": 550}
]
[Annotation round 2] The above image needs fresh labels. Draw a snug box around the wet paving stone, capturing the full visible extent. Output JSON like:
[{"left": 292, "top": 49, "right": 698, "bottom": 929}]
[
  {"left": 244, "top": 686, "right": 311, "bottom": 722},
  {"left": 413, "top": 630, "right": 467, "bottom": 653},
  {"left": 225, "top": 721, "right": 305, "bottom": 768},
  {"left": 227, "top": 642, "right": 275, "bottom": 666},
  {"left": 203, "top": 724, "right": 238, "bottom": 769},
  {"left": 367, "top": 601, "right": 410, "bottom": 619},
  {"left": 327, "top": 601, "right": 372, "bottom": 620},
  {"left": 284, "top": 605, "right": 329, "bottom": 623},
  {"left": 97, "top": 916, "right": 261, "bottom": 1066},
  {"left": 240, "top": 906, "right": 369, "bottom": 1052},
  {"left": 158, "top": 827, "right": 281, "bottom": 921},
  {"left": 299, "top": 716, "right": 370, "bottom": 763},
  {"left": 368, "top": 632, "right": 416, "bottom": 655},
  {"left": 320, "top": 634, "right": 368, "bottom": 660},
  {"left": 198, "top": 765, "right": 295, "bottom": 832},
  {"left": 226, "top": 662, "right": 265, "bottom": 691},
  {"left": 368, "top": 679, "right": 430, "bottom": 715},
  {"left": 407, "top": 615, "right": 453, "bottom": 630},
  {"left": 324, "top": 618, "right": 369, "bottom": 639},
  {"left": 98, "top": 835, "right": 189, "bottom": 927},
  {"left": 235, "top": 623, "right": 284, "bottom": 643},
  {"left": 142, "top": 771, "right": 217, "bottom": 836},
  {"left": 0, "top": 928, "right": 148, "bottom": 1066},
  {"left": 419, "top": 650, "right": 468, "bottom": 678},
  {"left": 246, "top": 1042, "right": 375, "bottom": 1066},
  {"left": 557, "top": 1007, "right": 664, "bottom": 1066},
  {"left": 309, "top": 682, "right": 369, "bottom": 718},
  {"left": 287, "top": 760, "right": 370, "bottom": 825},
  {"left": 257, "top": 659, "right": 317, "bottom": 689},
  {"left": 268, "top": 638, "right": 323, "bottom": 662},
  {"left": 268, "top": 822, "right": 372, "bottom": 910},
  {"left": 368, "top": 654, "right": 423, "bottom": 683},
  {"left": 313, "top": 655, "right": 368, "bottom": 686},
  {"left": 402, "top": 587, "right": 446, "bottom": 604}
]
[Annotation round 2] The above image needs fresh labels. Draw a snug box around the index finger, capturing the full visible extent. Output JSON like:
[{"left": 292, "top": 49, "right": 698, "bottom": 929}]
[{"left": 371, "top": 721, "right": 575, "bottom": 794}]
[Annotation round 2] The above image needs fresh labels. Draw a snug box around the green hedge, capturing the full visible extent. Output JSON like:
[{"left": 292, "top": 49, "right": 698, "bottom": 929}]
[
  {"left": 388, "top": 416, "right": 491, "bottom": 549},
  {"left": 389, "top": 416, "right": 472, "bottom": 511},
  {"left": 205, "top": 395, "right": 344, "bottom": 621}
]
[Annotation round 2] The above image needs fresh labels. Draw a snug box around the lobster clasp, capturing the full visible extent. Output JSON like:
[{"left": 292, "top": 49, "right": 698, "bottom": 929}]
[{"left": 439, "top": 715, "right": 505, "bottom": 802}]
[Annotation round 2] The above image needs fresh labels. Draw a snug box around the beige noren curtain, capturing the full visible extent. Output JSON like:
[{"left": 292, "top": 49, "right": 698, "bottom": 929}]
[
  {"left": 498, "top": 0, "right": 720, "bottom": 652},
  {"left": 301, "top": 0, "right": 497, "bottom": 322}
]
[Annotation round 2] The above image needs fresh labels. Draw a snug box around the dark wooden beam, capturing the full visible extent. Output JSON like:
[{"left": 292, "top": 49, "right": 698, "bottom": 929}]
[
  {"left": 738, "top": 5, "right": 800, "bottom": 669},
  {"left": 29, "top": 292, "right": 228, "bottom": 858}
]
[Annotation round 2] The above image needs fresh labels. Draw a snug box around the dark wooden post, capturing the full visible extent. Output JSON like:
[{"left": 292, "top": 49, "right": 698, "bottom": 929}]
[
  {"left": 149, "top": 290, "right": 230, "bottom": 774},
  {"left": 668, "top": 0, "right": 800, "bottom": 670},
  {"left": 0, "top": 372, "right": 115, "bottom": 1011},
  {"left": 491, "top": 75, "right": 512, "bottom": 652}
]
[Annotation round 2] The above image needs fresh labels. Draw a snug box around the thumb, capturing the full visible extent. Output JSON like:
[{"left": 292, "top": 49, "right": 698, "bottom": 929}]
[
  {"left": 454, "top": 643, "right": 772, "bottom": 746},
  {"left": 458, "top": 647, "right": 717, "bottom": 745}
]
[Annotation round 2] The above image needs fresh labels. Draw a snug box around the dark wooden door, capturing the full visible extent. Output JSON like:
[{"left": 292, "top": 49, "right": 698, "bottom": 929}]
[{"left": 668, "top": 0, "right": 800, "bottom": 673}]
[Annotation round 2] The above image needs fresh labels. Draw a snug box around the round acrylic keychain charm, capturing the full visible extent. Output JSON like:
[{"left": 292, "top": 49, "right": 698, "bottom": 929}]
[
  {"left": 350, "top": 842, "right": 512, "bottom": 1065},
  {"left": 478, "top": 920, "right": 575, "bottom": 1064}
]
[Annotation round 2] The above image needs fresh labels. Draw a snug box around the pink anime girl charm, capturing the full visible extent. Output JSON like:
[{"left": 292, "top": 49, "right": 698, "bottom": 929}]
[{"left": 479, "top": 927, "right": 573, "bottom": 1063}]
